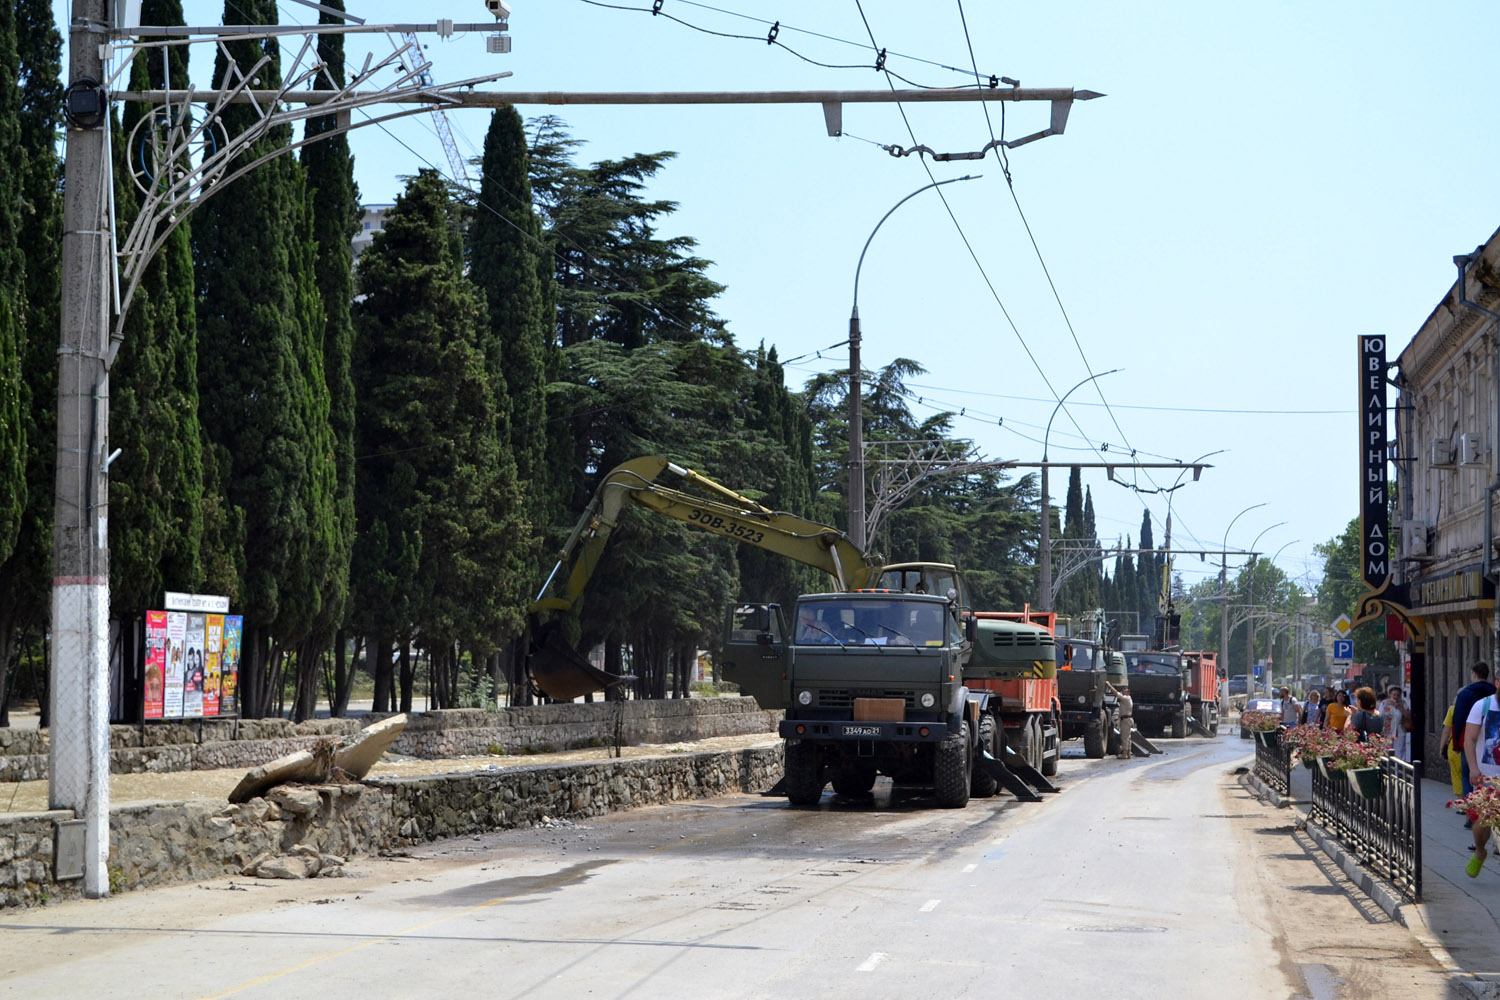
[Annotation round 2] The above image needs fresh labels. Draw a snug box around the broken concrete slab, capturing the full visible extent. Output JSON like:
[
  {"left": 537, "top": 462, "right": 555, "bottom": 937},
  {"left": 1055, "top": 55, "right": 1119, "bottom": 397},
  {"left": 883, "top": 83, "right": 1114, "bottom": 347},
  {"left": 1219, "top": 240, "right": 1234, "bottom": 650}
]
[
  {"left": 227, "top": 739, "right": 336, "bottom": 804},
  {"left": 333, "top": 714, "right": 406, "bottom": 780}
]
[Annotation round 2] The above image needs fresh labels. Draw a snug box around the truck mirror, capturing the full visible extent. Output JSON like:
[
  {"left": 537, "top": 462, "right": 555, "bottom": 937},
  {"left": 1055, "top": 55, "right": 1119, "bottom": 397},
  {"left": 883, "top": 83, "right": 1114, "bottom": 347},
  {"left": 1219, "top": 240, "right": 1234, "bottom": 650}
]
[
  {"left": 757, "top": 631, "right": 775, "bottom": 647},
  {"left": 965, "top": 617, "right": 977, "bottom": 643}
]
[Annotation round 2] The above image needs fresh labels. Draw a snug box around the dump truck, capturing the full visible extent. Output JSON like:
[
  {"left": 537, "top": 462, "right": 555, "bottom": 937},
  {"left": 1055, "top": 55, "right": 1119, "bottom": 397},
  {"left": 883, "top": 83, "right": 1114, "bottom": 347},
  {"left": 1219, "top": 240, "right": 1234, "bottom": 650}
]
[
  {"left": 1181, "top": 650, "right": 1221, "bottom": 735},
  {"left": 968, "top": 609, "right": 1061, "bottom": 775}
]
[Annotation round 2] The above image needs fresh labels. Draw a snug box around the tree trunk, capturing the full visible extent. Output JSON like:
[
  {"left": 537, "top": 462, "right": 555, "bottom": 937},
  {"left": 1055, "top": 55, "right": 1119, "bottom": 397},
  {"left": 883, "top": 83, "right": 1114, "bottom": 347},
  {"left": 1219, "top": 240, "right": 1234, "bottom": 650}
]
[
  {"left": 370, "top": 634, "right": 393, "bottom": 713},
  {"left": 398, "top": 640, "right": 414, "bottom": 713}
]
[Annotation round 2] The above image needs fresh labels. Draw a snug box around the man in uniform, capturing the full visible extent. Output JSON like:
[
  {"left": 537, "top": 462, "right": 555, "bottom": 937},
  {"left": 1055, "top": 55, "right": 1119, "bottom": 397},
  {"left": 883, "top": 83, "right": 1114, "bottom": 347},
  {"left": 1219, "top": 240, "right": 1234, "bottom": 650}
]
[{"left": 1116, "top": 684, "right": 1134, "bottom": 759}]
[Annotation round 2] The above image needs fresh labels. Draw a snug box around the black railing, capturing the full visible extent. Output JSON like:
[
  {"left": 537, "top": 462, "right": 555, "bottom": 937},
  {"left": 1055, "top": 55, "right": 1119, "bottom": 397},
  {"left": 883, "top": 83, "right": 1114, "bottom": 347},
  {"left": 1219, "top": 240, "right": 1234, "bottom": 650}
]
[
  {"left": 1308, "top": 755, "right": 1421, "bottom": 903},
  {"left": 1252, "top": 733, "right": 1292, "bottom": 797}
]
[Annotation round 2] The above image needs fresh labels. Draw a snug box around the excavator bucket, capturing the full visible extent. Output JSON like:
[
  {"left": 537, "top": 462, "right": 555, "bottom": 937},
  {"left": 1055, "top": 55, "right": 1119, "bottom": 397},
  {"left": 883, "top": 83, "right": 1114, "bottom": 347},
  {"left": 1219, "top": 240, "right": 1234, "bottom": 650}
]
[{"left": 528, "top": 621, "right": 624, "bottom": 702}]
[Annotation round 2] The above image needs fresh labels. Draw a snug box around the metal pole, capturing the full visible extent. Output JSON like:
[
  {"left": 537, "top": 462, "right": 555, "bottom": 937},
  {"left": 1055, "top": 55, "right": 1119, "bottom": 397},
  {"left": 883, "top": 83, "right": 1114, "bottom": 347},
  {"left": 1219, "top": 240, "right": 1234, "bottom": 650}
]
[
  {"left": 1221, "top": 504, "right": 1265, "bottom": 706},
  {"left": 54, "top": 0, "right": 114, "bottom": 897},
  {"left": 1244, "top": 522, "right": 1285, "bottom": 697},
  {"left": 847, "top": 175, "right": 976, "bottom": 550},
  {"left": 1037, "top": 369, "right": 1121, "bottom": 609}
]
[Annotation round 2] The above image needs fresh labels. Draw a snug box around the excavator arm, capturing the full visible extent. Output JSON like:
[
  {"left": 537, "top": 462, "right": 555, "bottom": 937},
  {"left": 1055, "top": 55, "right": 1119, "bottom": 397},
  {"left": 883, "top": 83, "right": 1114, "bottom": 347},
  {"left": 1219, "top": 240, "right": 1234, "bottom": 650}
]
[{"left": 525, "top": 456, "right": 873, "bottom": 701}]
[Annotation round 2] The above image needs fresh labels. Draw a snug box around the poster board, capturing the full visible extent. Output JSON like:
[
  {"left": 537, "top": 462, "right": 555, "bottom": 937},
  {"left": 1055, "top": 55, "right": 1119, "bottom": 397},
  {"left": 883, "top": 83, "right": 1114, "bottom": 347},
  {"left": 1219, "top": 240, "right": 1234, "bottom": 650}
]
[{"left": 142, "top": 608, "right": 243, "bottom": 721}]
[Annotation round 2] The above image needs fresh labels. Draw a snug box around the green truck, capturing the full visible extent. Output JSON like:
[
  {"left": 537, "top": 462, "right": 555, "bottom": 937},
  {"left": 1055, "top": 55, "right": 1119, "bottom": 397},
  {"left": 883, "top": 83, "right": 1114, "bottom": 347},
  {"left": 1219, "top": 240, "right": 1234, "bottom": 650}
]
[{"left": 1121, "top": 633, "right": 1188, "bottom": 738}]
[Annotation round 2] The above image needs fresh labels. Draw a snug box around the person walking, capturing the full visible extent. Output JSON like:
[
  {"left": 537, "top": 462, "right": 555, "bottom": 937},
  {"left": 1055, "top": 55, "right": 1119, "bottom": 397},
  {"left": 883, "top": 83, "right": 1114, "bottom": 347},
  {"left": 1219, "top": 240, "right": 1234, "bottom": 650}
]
[
  {"left": 1463, "top": 688, "right": 1500, "bottom": 876},
  {"left": 1349, "top": 687, "right": 1385, "bottom": 742},
  {"left": 1116, "top": 684, "right": 1134, "bottom": 760},
  {"left": 1326, "top": 689, "right": 1351, "bottom": 732},
  {"left": 1319, "top": 686, "right": 1337, "bottom": 725},
  {"left": 1440, "top": 697, "right": 1464, "bottom": 796},
  {"left": 1278, "top": 686, "right": 1301, "bottom": 728},
  {"left": 1380, "top": 686, "right": 1412, "bottom": 761},
  {"left": 1301, "top": 689, "right": 1322, "bottom": 726},
  {"left": 1453, "top": 663, "right": 1496, "bottom": 817}
]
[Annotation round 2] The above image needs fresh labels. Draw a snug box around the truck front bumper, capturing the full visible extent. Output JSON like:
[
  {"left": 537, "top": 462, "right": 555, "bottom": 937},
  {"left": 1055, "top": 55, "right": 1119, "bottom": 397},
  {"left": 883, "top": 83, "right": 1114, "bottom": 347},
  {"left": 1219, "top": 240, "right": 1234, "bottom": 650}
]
[{"left": 779, "top": 719, "right": 950, "bottom": 742}]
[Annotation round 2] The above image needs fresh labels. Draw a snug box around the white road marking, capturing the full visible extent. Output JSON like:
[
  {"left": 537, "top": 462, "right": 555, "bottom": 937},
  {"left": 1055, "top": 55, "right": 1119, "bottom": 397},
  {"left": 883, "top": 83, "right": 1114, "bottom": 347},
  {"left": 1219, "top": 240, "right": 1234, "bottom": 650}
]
[
  {"left": 920, "top": 899, "right": 941, "bottom": 912},
  {"left": 961, "top": 863, "right": 977, "bottom": 873},
  {"left": 857, "top": 952, "right": 888, "bottom": 972}
]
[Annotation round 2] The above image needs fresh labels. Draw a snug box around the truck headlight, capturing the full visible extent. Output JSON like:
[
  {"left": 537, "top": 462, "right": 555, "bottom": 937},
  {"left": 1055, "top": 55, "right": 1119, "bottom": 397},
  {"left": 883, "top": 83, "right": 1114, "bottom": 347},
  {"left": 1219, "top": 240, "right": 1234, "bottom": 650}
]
[
  {"left": 919, "top": 692, "right": 936, "bottom": 708},
  {"left": 1076, "top": 695, "right": 1087, "bottom": 705},
  {"left": 797, "top": 690, "right": 813, "bottom": 706}
]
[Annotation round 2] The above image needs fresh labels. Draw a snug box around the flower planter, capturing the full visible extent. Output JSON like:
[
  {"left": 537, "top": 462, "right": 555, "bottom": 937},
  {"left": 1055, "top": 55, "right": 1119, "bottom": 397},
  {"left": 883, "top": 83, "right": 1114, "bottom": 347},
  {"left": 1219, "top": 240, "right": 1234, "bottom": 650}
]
[
  {"left": 1347, "top": 766, "right": 1383, "bottom": 799},
  {"left": 1301, "top": 754, "right": 1317, "bottom": 769},
  {"left": 1253, "top": 730, "right": 1280, "bottom": 749},
  {"left": 1315, "top": 755, "right": 1335, "bottom": 780}
]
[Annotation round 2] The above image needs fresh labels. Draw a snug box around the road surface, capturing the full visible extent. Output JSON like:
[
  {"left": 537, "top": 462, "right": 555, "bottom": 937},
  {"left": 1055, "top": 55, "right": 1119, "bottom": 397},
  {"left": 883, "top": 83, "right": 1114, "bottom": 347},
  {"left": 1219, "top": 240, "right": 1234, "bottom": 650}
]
[{"left": 0, "top": 734, "right": 1453, "bottom": 999}]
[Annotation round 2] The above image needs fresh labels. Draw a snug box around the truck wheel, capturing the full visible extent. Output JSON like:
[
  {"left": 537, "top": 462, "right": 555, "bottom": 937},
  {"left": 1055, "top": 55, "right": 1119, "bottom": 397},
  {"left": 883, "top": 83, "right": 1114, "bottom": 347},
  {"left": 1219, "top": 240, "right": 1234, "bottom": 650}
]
[
  {"left": 784, "top": 741, "right": 825, "bottom": 806},
  {"left": 971, "top": 714, "right": 999, "bottom": 798},
  {"left": 1105, "top": 710, "right": 1122, "bottom": 756},
  {"left": 1206, "top": 704, "right": 1219, "bottom": 736},
  {"left": 1007, "top": 720, "right": 1035, "bottom": 769},
  {"left": 1171, "top": 708, "right": 1188, "bottom": 739},
  {"left": 934, "top": 719, "right": 971, "bottom": 808},
  {"left": 1028, "top": 717, "right": 1044, "bottom": 772},
  {"left": 832, "top": 758, "right": 877, "bottom": 797},
  {"left": 1083, "top": 708, "right": 1106, "bottom": 759},
  {"left": 1040, "top": 718, "right": 1060, "bottom": 777}
]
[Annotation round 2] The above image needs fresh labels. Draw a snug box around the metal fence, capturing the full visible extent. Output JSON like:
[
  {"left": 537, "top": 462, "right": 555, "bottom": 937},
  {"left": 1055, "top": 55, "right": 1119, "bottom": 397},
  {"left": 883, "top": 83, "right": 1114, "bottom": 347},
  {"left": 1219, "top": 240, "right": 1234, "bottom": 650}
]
[
  {"left": 1251, "top": 734, "right": 1292, "bottom": 798},
  {"left": 1308, "top": 754, "right": 1422, "bottom": 902}
]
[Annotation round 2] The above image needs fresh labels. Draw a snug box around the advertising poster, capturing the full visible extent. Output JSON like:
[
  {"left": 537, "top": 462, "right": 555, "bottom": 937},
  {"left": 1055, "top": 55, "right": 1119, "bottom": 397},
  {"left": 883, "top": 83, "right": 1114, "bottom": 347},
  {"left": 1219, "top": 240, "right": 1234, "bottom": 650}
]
[
  {"left": 204, "top": 615, "right": 224, "bottom": 717},
  {"left": 163, "top": 611, "right": 187, "bottom": 719},
  {"left": 183, "top": 614, "right": 206, "bottom": 718},
  {"left": 144, "top": 611, "right": 167, "bottom": 720},
  {"left": 220, "top": 616, "right": 243, "bottom": 717}
]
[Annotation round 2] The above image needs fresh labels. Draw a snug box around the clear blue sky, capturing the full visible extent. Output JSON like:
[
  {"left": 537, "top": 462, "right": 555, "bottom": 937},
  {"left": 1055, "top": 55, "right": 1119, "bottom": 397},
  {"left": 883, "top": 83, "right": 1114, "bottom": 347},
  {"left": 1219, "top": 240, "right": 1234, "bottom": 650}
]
[{"left": 64, "top": 0, "right": 1500, "bottom": 603}]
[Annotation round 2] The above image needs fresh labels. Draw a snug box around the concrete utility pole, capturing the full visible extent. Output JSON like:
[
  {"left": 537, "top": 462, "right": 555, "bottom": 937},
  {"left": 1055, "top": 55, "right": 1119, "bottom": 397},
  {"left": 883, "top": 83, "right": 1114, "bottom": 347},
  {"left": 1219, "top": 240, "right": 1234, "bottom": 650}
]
[
  {"left": 53, "top": 0, "right": 115, "bottom": 898},
  {"left": 1219, "top": 504, "right": 1265, "bottom": 702}
]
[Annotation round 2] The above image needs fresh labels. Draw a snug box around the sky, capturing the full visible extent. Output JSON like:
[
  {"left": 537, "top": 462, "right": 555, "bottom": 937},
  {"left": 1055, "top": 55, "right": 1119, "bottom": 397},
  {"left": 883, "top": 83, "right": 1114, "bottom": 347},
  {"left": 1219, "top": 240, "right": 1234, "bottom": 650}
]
[{"left": 62, "top": 0, "right": 1500, "bottom": 605}]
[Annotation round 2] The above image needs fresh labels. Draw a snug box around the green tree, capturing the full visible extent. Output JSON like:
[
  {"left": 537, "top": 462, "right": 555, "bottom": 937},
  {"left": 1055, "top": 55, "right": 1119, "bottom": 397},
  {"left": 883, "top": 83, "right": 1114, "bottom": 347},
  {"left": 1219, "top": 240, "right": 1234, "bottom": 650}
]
[
  {"left": 1315, "top": 516, "right": 1395, "bottom": 668},
  {"left": 353, "top": 169, "right": 520, "bottom": 711},
  {"left": 0, "top": 0, "right": 62, "bottom": 723},
  {"left": 0, "top": 0, "right": 25, "bottom": 586},
  {"left": 294, "top": 0, "right": 359, "bottom": 719},
  {"left": 194, "top": 0, "right": 337, "bottom": 716}
]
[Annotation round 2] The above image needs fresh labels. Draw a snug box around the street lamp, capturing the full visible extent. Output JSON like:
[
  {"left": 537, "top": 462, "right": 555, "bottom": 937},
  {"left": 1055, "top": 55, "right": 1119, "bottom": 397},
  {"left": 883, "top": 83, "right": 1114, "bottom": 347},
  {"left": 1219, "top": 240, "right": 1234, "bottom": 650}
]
[
  {"left": 847, "top": 174, "right": 978, "bottom": 550},
  {"left": 1264, "top": 538, "right": 1299, "bottom": 687},
  {"left": 1037, "top": 368, "right": 1122, "bottom": 609},
  {"left": 1220, "top": 503, "right": 1266, "bottom": 700},
  {"left": 1244, "top": 523, "right": 1288, "bottom": 699}
]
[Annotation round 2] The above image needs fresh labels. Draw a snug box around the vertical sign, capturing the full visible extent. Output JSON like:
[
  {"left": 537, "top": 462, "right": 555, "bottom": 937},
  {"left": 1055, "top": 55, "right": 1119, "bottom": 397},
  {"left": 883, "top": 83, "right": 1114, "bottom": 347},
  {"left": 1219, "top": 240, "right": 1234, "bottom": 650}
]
[
  {"left": 163, "top": 611, "right": 186, "bottom": 718},
  {"left": 221, "top": 615, "right": 243, "bottom": 716},
  {"left": 203, "top": 615, "right": 224, "bottom": 717},
  {"left": 1360, "top": 336, "right": 1390, "bottom": 589},
  {"left": 183, "top": 614, "right": 206, "bottom": 718},
  {"left": 144, "top": 611, "right": 167, "bottom": 720}
]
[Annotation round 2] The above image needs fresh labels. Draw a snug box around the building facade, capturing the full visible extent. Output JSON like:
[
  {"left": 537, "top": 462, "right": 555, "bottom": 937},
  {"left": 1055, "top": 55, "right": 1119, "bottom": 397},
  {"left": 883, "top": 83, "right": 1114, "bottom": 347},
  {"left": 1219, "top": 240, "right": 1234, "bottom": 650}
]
[{"left": 1394, "top": 224, "right": 1500, "bottom": 774}]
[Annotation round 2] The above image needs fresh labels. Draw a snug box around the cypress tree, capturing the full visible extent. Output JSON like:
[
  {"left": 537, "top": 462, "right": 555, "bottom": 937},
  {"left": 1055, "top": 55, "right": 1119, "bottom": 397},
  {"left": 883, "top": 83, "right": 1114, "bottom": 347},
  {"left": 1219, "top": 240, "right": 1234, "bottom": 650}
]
[
  {"left": 353, "top": 169, "right": 518, "bottom": 711},
  {"left": 0, "top": 0, "right": 25, "bottom": 575},
  {"left": 295, "top": 0, "right": 358, "bottom": 718},
  {"left": 195, "top": 0, "right": 335, "bottom": 716},
  {"left": 0, "top": 0, "right": 62, "bottom": 722}
]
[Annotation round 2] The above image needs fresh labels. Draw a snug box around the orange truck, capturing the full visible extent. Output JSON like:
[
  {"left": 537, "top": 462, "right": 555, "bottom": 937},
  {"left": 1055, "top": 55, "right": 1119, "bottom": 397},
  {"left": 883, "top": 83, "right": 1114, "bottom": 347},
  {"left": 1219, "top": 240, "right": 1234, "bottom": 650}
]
[
  {"left": 967, "top": 608, "right": 1061, "bottom": 778},
  {"left": 1180, "top": 650, "right": 1221, "bottom": 735}
]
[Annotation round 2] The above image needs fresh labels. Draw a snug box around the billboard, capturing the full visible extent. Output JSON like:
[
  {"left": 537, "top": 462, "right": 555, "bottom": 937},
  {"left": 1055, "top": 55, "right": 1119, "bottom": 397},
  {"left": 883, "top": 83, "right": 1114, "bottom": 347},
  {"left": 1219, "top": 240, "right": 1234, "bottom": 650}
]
[{"left": 143, "top": 609, "right": 243, "bottom": 720}]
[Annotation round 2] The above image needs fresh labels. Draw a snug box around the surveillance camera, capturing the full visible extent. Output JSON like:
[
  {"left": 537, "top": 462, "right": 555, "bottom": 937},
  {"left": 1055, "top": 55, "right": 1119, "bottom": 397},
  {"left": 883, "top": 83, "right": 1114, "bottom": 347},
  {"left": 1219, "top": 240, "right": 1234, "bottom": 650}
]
[{"left": 485, "top": 0, "right": 511, "bottom": 18}]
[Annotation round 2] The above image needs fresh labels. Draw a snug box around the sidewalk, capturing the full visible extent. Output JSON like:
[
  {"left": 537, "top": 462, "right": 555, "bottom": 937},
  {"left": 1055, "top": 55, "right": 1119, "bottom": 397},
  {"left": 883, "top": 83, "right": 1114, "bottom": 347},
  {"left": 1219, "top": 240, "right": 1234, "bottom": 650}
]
[{"left": 1273, "top": 763, "right": 1500, "bottom": 998}]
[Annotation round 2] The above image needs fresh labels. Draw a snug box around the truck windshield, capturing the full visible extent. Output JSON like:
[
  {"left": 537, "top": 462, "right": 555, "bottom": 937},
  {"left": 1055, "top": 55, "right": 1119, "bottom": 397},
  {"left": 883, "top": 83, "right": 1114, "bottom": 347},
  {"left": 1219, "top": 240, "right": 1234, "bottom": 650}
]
[
  {"left": 793, "top": 599, "right": 949, "bottom": 647},
  {"left": 1125, "top": 653, "right": 1181, "bottom": 676},
  {"left": 1059, "top": 641, "right": 1099, "bottom": 670}
]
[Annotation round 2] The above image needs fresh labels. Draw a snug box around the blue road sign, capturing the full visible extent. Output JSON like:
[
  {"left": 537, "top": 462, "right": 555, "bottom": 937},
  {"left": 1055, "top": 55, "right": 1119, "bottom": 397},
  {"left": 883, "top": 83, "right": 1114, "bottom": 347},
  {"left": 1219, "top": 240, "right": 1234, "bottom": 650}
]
[
  {"left": 1333, "top": 639, "right": 1354, "bottom": 661},
  {"left": 1253, "top": 662, "right": 1263, "bottom": 679}
]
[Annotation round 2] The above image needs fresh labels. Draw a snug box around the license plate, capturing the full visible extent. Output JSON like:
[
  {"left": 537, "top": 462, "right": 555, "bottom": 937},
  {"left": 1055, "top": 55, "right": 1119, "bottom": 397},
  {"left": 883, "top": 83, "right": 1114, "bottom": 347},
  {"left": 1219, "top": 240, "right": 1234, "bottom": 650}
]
[{"left": 842, "top": 724, "right": 882, "bottom": 737}]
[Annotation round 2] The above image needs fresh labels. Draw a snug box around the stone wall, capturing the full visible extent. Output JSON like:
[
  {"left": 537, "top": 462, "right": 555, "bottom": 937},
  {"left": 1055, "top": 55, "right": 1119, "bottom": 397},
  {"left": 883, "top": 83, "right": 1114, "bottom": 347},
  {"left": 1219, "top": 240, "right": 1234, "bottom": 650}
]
[
  {"left": 0, "top": 698, "right": 779, "bottom": 782},
  {"left": 0, "top": 745, "right": 783, "bottom": 909}
]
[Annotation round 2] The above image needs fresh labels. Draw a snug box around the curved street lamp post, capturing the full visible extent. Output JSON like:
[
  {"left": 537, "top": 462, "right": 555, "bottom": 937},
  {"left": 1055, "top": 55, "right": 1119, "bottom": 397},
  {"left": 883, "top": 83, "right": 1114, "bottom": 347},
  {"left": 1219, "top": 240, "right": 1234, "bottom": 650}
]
[
  {"left": 1220, "top": 503, "right": 1266, "bottom": 701},
  {"left": 1037, "top": 368, "right": 1121, "bottom": 609},
  {"left": 1244, "top": 523, "right": 1287, "bottom": 699},
  {"left": 847, "top": 175, "right": 977, "bottom": 550}
]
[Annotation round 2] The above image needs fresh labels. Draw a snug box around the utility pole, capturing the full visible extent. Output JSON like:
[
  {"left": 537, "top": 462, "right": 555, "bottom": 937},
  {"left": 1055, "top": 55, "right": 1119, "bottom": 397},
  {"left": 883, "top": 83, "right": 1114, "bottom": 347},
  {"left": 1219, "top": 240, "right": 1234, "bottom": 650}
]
[{"left": 54, "top": 0, "right": 114, "bottom": 898}]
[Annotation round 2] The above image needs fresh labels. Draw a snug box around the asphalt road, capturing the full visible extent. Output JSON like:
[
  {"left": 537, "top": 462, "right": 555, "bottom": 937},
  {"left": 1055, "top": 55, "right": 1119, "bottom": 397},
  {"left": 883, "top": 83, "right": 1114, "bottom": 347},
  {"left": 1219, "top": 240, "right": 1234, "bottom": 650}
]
[{"left": 0, "top": 733, "right": 1455, "bottom": 999}]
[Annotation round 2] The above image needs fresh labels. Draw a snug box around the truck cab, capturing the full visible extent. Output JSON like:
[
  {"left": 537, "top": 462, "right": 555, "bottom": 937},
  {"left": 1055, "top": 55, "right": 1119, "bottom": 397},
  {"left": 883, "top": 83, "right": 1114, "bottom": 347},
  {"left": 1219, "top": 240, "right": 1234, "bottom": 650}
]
[
  {"left": 724, "top": 590, "right": 976, "bottom": 807},
  {"left": 1124, "top": 648, "right": 1188, "bottom": 739}
]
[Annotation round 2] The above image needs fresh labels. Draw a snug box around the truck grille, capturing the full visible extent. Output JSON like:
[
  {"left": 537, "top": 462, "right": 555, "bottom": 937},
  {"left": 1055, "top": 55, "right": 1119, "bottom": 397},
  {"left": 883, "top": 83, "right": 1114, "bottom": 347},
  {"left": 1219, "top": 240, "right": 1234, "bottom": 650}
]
[
  {"left": 818, "top": 689, "right": 917, "bottom": 710},
  {"left": 989, "top": 632, "right": 1055, "bottom": 651}
]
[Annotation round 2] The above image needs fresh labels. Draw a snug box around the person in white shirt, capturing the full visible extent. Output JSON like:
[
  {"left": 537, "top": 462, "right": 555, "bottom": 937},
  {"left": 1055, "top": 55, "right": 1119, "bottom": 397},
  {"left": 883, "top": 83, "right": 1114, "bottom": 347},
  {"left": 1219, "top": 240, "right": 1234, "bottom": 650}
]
[
  {"left": 1278, "top": 687, "right": 1301, "bottom": 727},
  {"left": 1463, "top": 692, "right": 1500, "bottom": 876}
]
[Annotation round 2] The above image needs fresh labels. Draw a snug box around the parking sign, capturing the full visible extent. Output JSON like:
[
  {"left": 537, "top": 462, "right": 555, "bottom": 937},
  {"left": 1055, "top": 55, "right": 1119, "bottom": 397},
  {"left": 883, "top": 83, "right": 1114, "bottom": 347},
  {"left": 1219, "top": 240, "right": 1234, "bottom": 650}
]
[{"left": 1333, "top": 639, "right": 1353, "bottom": 662}]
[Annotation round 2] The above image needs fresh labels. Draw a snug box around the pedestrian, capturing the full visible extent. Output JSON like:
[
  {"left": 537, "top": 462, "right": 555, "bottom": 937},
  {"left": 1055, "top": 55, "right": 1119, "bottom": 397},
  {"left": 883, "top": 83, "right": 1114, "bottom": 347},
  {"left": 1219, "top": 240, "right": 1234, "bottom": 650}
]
[
  {"left": 1301, "top": 688, "right": 1322, "bottom": 726},
  {"left": 1326, "top": 689, "right": 1351, "bottom": 732},
  {"left": 1348, "top": 687, "right": 1385, "bottom": 742},
  {"left": 1319, "top": 686, "right": 1337, "bottom": 725},
  {"left": 1380, "top": 686, "right": 1411, "bottom": 762},
  {"left": 1463, "top": 687, "right": 1500, "bottom": 876},
  {"left": 1440, "top": 696, "right": 1464, "bottom": 797},
  {"left": 1115, "top": 684, "right": 1134, "bottom": 760},
  {"left": 1452, "top": 663, "right": 1496, "bottom": 819},
  {"left": 1278, "top": 686, "right": 1300, "bottom": 728}
]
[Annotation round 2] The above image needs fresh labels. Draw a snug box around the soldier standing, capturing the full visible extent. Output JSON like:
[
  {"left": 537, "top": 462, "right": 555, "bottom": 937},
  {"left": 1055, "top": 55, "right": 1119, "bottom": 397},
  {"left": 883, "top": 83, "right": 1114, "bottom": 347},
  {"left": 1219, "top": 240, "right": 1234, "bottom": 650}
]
[{"left": 1116, "top": 684, "right": 1134, "bottom": 759}]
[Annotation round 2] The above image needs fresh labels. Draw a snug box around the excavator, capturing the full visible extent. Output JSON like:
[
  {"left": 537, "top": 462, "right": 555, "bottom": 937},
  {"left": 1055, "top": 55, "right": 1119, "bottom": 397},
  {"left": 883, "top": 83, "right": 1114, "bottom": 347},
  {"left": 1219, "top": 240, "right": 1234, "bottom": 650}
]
[{"left": 525, "top": 455, "right": 966, "bottom": 701}]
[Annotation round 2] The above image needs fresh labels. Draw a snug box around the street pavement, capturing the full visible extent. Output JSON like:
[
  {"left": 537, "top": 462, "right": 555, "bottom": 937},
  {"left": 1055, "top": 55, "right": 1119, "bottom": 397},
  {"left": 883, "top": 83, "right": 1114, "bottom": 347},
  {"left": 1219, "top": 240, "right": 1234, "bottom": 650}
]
[{"left": 1277, "top": 749, "right": 1500, "bottom": 998}]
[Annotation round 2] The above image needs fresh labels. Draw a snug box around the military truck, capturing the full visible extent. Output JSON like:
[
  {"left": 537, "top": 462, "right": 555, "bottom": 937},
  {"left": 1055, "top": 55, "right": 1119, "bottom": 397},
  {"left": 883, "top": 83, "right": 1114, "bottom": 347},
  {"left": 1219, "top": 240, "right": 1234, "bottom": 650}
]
[
  {"left": 968, "top": 612, "right": 1061, "bottom": 779},
  {"left": 1123, "top": 638, "right": 1188, "bottom": 738},
  {"left": 727, "top": 588, "right": 978, "bottom": 807},
  {"left": 1056, "top": 617, "right": 1122, "bottom": 759}
]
